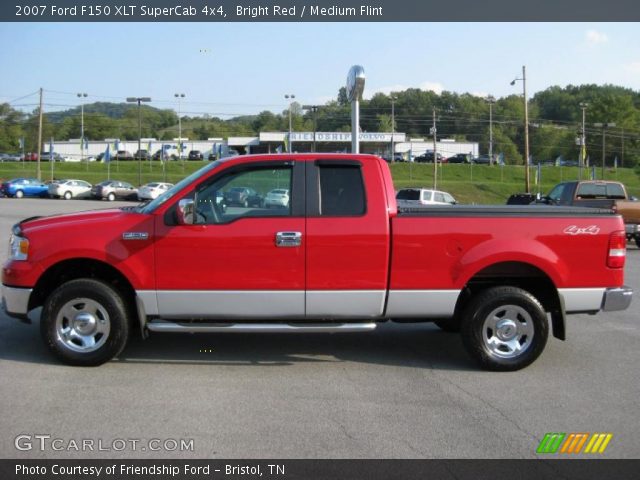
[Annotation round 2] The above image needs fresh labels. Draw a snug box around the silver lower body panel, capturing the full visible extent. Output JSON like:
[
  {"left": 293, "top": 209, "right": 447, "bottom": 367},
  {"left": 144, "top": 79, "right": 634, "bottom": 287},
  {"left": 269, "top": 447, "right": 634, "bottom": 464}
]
[{"left": 146, "top": 321, "right": 377, "bottom": 333}]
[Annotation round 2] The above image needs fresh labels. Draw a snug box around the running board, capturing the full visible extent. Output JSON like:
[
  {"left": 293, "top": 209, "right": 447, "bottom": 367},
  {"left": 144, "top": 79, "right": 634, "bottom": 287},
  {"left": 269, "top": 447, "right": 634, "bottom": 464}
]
[{"left": 146, "top": 321, "right": 377, "bottom": 334}]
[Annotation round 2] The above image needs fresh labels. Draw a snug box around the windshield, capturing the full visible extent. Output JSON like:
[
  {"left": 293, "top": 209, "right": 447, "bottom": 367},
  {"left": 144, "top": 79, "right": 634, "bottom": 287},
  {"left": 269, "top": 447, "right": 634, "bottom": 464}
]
[{"left": 139, "top": 160, "right": 223, "bottom": 214}]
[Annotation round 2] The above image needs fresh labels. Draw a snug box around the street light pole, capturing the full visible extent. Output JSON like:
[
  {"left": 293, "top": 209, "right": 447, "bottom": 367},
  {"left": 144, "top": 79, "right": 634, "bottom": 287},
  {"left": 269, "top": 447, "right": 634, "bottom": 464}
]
[
  {"left": 511, "top": 66, "right": 530, "bottom": 193},
  {"left": 431, "top": 107, "right": 437, "bottom": 189},
  {"left": 285, "top": 94, "right": 295, "bottom": 153},
  {"left": 390, "top": 96, "right": 397, "bottom": 161},
  {"left": 174, "top": 93, "right": 185, "bottom": 161},
  {"left": 77, "top": 92, "right": 88, "bottom": 165},
  {"left": 126, "top": 96, "right": 151, "bottom": 186},
  {"left": 486, "top": 95, "right": 495, "bottom": 163}
]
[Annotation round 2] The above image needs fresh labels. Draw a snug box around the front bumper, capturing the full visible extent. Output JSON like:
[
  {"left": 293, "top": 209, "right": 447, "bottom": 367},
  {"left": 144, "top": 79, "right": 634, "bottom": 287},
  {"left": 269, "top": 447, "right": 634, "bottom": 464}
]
[
  {"left": 602, "top": 286, "right": 633, "bottom": 312},
  {"left": 1, "top": 284, "right": 32, "bottom": 322}
]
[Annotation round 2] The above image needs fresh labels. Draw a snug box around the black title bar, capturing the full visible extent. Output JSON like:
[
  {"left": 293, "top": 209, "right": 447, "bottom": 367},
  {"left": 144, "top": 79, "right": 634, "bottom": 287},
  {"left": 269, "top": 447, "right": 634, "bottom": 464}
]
[
  {"left": 2, "top": 459, "right": 640, "bottom": 480},
  {"left": 3, "top": 0, "right": 640, "bottom": 22}
]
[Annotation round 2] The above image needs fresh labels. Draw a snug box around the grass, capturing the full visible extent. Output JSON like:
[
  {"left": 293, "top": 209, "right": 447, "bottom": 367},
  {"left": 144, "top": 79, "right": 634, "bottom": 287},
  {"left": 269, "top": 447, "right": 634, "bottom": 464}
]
[{"left": 1, "top": 160, "right": 639, "bottom": 204}]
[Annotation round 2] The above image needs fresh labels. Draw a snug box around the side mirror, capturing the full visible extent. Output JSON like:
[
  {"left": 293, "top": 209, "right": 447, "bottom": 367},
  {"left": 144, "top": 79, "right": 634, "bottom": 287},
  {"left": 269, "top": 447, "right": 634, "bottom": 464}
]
[{"left": 176, "top": 198, "right": 195, "bottom": 225}]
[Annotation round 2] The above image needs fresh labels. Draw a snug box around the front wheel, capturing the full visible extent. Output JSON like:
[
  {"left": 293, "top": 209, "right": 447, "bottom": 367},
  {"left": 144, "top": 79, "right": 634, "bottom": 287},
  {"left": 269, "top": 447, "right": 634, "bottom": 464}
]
[
  {"left": 64, "top": 191, "right": 72, "bottom": 200},
  {"left": 40, "top": 279, "right": 130, "bottom": 366},
  {"left": 15, "top": 190, "right": 24, "bottom": 198},
  {"left": 460, "top": 286, "right": 548, "bottom": 371},
  {"left": 107, "top": 192, "right": 116, "bottom": 201}
]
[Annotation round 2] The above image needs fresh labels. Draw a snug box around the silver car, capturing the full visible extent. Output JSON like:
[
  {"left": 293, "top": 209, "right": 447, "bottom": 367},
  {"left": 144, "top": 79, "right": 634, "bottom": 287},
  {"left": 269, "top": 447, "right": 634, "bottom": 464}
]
[{"left": 48, "top": 179, "right": 93, "bottom": 200}]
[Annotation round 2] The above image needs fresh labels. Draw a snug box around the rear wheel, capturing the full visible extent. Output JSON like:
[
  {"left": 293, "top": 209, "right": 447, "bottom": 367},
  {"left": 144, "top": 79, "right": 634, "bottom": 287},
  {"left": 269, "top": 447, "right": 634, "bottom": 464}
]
[
  {"left": 40, "top": 279, "right": 130, "bottom": 366},
  {"left": 460, "top": 286, "right": 548, "bottom": 371}
]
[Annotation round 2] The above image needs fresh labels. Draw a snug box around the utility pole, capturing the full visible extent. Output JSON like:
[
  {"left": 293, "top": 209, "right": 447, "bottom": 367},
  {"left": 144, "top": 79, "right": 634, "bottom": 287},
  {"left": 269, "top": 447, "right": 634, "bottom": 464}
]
[
  {"left": 37, "top": 87, "right": 43, "bottom": 181},
  {"left": 595, "top": 122, "right": 616, "bottom": 179},
  {"left": 486, "top": 95, "right": 496, "bottom": 163},
  {"left": 621, "top": 128, "right": 625, "bottom": 167},
  {"left": 511, "top": 66, "right": 530, "bottom": 193},
  {"left": 302, "top": 105, "right": 319, "bottom": 152},
  {"left": 431, "top": 107, "right": 437, "bottom": 189}
]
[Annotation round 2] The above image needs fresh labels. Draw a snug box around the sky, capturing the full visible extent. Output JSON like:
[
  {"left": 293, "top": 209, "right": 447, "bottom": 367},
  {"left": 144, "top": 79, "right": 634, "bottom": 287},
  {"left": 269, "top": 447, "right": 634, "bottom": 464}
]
[{"left": 0, "top": 22, "right": 639, "bottom": 118}]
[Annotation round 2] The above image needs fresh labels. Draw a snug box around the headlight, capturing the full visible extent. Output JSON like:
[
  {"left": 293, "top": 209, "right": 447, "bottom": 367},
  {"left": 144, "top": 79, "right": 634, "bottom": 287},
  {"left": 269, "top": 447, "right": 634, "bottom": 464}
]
[{"left": 9, "top": 234, "right": 29, "bottom": 261}]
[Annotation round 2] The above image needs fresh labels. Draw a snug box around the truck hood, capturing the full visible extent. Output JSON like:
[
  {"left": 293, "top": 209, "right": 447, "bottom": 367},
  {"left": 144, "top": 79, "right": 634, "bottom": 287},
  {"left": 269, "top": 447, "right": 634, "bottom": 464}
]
[{"left": 18, "top": 208, "right": 140, "bottom": 235}]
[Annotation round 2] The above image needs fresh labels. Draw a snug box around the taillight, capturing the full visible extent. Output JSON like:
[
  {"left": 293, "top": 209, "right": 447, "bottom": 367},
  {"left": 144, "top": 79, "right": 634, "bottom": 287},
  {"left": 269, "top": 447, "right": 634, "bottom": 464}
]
[{"left": 607, "top": 231, "right": 626, "bottom": 268}]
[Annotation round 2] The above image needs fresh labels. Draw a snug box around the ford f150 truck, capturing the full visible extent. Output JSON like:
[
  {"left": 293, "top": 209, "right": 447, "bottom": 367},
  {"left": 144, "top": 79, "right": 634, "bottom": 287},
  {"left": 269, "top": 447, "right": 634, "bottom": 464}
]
[
  {"left": 538, "top": 180, "right": 640, "bottom": 247},
  {"left": 1, "top": 154, "right": 633, "bottom": 370}
]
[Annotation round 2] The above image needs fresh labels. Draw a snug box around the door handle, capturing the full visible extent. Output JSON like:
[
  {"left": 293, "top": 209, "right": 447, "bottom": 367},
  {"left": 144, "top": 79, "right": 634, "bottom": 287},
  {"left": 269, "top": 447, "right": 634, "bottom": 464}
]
[{"left": 276, "top": 231, "right": 302, "bottom": 247}]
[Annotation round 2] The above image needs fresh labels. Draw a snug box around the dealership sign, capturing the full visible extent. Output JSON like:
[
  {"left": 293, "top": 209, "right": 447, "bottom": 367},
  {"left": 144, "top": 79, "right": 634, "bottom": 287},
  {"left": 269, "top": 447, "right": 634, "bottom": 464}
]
[{"left": 287, "top": 132, "right": 406, "bottom": 143}]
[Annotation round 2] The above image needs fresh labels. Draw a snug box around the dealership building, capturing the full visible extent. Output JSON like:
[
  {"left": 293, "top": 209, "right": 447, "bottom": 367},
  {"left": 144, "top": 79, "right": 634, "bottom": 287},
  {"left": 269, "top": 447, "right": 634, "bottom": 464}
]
[{"left": 48, "top": 132, "right": 479, "bottom": 160}]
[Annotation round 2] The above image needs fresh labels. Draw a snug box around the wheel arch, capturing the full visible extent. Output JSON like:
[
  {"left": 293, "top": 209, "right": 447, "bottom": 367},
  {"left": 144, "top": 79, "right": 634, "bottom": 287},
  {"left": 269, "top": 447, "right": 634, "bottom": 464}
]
[
  {"left": 454, "top": 261, "right": 565, "bottom": 340},
  {"left": 29, "top": 258, "right": 142, "bottom": 335}
]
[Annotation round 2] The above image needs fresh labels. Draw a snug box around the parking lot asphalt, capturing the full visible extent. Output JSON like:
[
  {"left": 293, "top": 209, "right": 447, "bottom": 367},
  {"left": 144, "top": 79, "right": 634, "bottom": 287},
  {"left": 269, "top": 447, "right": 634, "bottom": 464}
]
[{"left": 0, "top": 198, "right": 638, "bottom": 459}]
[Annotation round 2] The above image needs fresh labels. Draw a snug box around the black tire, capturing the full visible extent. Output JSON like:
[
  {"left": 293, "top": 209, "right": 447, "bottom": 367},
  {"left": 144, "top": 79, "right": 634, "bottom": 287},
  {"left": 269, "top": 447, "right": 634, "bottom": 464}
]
[
  {"left": 434, "top": 318, "right": 461, "bottom": 333},
  {"left": 40, "top": 279, "right": 130, "bottom": 366},
  {"left": 107, "top": 192, "right": 115, "bottom": 202},
  {"left": 460, "top": 286, "right": 548, "bottom": 371}
]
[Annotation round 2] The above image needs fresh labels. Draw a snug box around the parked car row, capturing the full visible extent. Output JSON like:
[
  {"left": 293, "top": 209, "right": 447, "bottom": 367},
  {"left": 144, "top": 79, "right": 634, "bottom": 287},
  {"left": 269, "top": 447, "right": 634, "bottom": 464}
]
[{"left": 0, "top": 177, "right": 174, "bottom": 202}]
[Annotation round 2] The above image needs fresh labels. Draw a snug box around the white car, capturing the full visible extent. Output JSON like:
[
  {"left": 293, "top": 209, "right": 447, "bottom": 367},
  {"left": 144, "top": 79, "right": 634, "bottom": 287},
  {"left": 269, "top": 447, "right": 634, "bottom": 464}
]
[
  {"left": 396, "top": 188, "right": 457, "bottom": 206},
  {"left": 48, "top": 179, "right": 93, "bottom": 200},
  {"left": 264, "top": 189, "right": 290, "bottom": 208},
  {"left": 138, "top": 182, "right": 174, "bottom": 200}
]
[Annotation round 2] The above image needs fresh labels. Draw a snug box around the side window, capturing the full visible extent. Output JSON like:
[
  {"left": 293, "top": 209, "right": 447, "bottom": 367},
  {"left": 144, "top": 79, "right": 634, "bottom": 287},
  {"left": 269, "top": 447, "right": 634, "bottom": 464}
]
[
  {"left": 434, "top": 192, "right": 445, "bottom": 203},
  {"left": 548, "top": 183, "right": 566, "bottom": 202},
  {"left": 443, "top": 193, "right": 456, "bottom": 204},
  {"left": 318, "top": 165, "right": 365, "bottom": 216},
  {"left": 422, "top": 191, "right": 433, "bottom": 202},
  {"left": 606, "top": 183, "right": 626, "bottom": 199},
  {"left": 193, "top": 165, "right": 292, "bottom": 225}
]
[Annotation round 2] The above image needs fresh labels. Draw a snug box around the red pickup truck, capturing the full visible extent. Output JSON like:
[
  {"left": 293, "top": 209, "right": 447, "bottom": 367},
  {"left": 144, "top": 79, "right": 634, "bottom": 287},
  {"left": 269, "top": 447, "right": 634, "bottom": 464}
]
[{"left": 2, "top": 154, "right": 633, "bottom": 370}]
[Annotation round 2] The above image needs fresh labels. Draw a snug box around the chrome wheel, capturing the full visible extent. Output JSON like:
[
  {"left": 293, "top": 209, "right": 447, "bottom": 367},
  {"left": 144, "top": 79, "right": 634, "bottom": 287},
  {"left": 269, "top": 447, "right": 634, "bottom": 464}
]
[
  {"left": 481, "top": 304, "right": 534, "bottom": 359},
  {"left": 55, "top": 298, "right": 111, "bottom": 353}
]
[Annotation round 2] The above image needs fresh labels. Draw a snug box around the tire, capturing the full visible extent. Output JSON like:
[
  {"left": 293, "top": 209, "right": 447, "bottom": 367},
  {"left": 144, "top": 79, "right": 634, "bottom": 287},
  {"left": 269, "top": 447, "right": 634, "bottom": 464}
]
[
  {"left": 15, "top": 190, "right": 24, "bottom": 199},
  {"left": 243, "top": 199, "right": 249, "bottom": 208},
  {"left": 460, "top": 286, "right": 548, "bottom": 371},
  {"left": 107, "top": 192, "right": 116, "bottom": 202},
  {"left": 64, "top": 191, "right": 72, "bottom": 200},
  {"left": 40, "top": 279, "right": 130, "bottom": 366}
]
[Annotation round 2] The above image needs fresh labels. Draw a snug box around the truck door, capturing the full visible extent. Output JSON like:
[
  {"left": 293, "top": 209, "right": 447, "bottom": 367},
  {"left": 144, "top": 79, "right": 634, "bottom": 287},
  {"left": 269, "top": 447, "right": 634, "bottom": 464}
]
[
  {"left": 154, "top": 160, "right": 306, "bottom": 318},
  {"left": 305, "top": 159, "right": 391, "bottom": 318}
]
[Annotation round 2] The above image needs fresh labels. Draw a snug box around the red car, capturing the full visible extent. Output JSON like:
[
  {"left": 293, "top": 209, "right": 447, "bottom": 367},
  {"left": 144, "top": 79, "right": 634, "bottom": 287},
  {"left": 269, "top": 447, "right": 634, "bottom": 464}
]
[{"left": 2, "top": 154, "right": 632, "bottom": 369}]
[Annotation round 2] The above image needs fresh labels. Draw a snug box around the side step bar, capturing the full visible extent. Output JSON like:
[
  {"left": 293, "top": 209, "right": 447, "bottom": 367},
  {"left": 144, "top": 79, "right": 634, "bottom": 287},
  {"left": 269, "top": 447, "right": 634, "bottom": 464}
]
[{"left": 146, "top": 321, "right": 377, "bottom": 334}]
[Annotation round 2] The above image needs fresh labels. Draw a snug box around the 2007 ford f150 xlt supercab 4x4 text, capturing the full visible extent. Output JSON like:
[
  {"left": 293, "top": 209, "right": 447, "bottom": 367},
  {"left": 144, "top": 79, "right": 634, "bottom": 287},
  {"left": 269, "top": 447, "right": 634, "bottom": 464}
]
[{"left": 1, "top": 154, "right": 633, "bottom": 370}]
